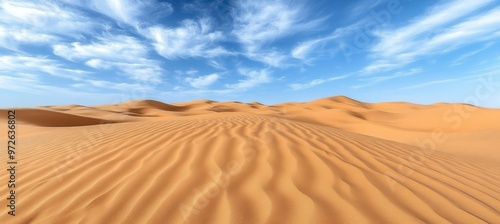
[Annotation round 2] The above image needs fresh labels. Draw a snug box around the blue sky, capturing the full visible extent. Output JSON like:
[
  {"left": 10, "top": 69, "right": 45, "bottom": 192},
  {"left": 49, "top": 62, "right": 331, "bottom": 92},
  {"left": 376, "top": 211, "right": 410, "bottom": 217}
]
[{"left": 1, "top": 0, "right": 499, "bottom": 107}]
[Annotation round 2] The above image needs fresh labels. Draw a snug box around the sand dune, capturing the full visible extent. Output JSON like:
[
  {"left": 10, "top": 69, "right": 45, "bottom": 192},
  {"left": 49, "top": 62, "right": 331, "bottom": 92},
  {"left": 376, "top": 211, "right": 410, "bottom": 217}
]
[
  {"left": 1, "top": 96, "right": 499, "bottom": 224},
  {"left": 0, "top": 109, "right": 118, "bottom": 127}
]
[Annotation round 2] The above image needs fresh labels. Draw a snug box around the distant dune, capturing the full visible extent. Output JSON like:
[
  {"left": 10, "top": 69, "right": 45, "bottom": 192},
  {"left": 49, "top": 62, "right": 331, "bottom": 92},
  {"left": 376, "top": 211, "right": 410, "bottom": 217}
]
[{"left": 1, "top": 96, "right": 499, "bottom": 223}]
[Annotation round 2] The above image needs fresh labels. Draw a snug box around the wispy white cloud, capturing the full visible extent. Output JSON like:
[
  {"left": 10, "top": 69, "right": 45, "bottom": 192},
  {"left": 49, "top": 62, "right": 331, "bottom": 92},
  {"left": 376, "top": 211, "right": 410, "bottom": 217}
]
[
  {"left": 67, "top": 0, "right": 173, "bottom": 28},
  {"left": 367, "top": 68, "right": 422, "bottom": 83},
  {"left": 361, "top": 60, "right": 404, "bottom": 74},
  {"left": 290, "top": 19, "right": 367, "bottom": 63},
  {"left": 233, "top": 0, "right": 320, "bottom": 48},
  {"left": 233, "top": 0, "right": 299, "bottom": 48},
  {"left": 87, "top": 79, "right": 153, "bottom": 91},
  {"left": 354, "top": 68, "right": 422, "bottom": 88},
  {"left": 1, "top": 62, "right": 158, "bottom": 104},
  {"left": 0, "top": 72, "right": 111, "bottom": 98},
  {"left": 145, "top": 18, "right": 231, "bottom": 59},
  {"left": 393, "top": 7, "right": 500, "bottom": 61},
  {"left": 0, "top": 73, "right": 41, "bottom": 93},
  {"left": 451, "top": 42, "right": 495, "bottom": 66},
  {"left": 348, "top": 0, "right": 386, "bottom": 18},
  {"left": 289, "top": 74, "right": 349, "bottom": 91},
  {"left": 53, "top": 35, "right": 148, "bottom": 61},
  {"left": 185, "top": 69, "right": 199, "bottom": 76},
  {"left": 0, "top": 26, "right": 57, "bottom": 50},
  {"left": 233, "top": 0, "right": 323, "bottom": 67},
  {"left": 402, "top": 78, "right": 463, "bottom": 90},
  {"left": 185, "top": 73, "right": 220, "bottom": 88},
  {"left": 0, "top": 55, "right": 89, "bottom": 80},
  {"left": 53, "top": 35, "right": 163, "bottom": 84},
  {"left": 0, "top": 0, "right": 99, "bottom": 38},
  {"left": 226, "top": 69, "right": 272, "bottom": 90},
  {"left": 85, "top": 59, "right": 163, "bottom": 84},
  {"left": 246, "top": 50, "right": 288, "bottom": 67},
  {"left": 71, "top": 83, "right": 86, "bottom": 88},
  {"left": 364, "top": 0, "right": 497, "bottom": 73},
  {"left": 291, "top": 38, "right": 329, "bottom": 61},
  {"left": 206, "top": 60, "right": 226, "bottom": 70},
  {"left": 290, "top": 79, "right": 328, "bottom": 91},
  {"left": 0, "top": 72, "right": 128, "bottom": 106},
  {"left": 402, "top": 67, "right": 500, "bottom": 89},
  {"left": 0, "top": 0, "right": 101, "bottom": 51},
  {"left": 371, "top": 0, "right": 494, "bottom": 58}
]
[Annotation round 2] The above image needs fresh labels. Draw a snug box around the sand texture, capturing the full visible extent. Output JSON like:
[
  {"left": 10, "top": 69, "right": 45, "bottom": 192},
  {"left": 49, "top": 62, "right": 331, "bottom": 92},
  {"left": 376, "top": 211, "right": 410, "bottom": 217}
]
[{"left": 0, "top": 96, "right": 499, "bottom": 224}]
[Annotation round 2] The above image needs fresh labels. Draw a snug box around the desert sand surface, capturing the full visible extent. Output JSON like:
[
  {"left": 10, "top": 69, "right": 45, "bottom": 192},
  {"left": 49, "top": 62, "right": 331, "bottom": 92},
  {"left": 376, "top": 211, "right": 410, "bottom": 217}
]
[{"left": 0, "top": 96, "right": 499, "bottom": 224}]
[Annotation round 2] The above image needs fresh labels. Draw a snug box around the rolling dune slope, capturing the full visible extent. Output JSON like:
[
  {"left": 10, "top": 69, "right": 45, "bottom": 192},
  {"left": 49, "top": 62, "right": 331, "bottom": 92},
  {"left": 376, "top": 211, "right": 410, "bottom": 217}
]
[{"left": 0, "top": 96, "right": 499, "bottom": 224}]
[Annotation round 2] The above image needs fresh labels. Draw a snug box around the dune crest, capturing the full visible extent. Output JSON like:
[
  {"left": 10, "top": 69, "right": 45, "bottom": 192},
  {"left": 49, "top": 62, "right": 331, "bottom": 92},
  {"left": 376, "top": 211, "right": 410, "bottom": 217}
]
[{"left": 1, "top": 96, "right": 499, "bottom": 224}]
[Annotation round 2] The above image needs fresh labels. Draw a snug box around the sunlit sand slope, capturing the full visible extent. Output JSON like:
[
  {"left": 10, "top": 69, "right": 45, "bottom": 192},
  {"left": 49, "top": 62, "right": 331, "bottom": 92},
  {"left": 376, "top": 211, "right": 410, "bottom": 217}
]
[{"left": 0, "top": 97, "right": 498, "bottom": 224}]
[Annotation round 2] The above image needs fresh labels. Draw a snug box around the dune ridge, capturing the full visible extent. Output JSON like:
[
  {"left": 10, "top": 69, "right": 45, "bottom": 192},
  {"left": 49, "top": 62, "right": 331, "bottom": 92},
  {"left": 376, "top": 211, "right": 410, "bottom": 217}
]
[{"left": 1, "top": 96, "right": 499, "bottom": 224}]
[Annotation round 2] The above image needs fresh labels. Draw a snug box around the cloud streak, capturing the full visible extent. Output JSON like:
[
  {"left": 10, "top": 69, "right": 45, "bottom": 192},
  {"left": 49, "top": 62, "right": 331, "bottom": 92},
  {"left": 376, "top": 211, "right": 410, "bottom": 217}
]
[
  {"left": 53, "top": 35, "right": 163, "bottom": 84},
  {"left": 0, "top": 0, "right": 99, "bottom": 38},
  {"left": 0, "top": 55, "right": 90, "bottom": 80},
  {"left": 226, "top": 69, "right": 272, "bottom": 90},
  {"left": 0, "top": 26, "right": 57, "bottom": 50},
  {"left": 146, "top": 18, "right": 231, "bottom": 60},
  {"left": 186, "top": 73, "right": 220, "bottom": 88},
  {"left": 87, "top": 79, "right": 153, "bottom": 91},
  {"left": 402, "top": 67, "right": 500, "bottom": 90},
  {"left": 354, "top": 68, "right": 422, "bottom": 88},
  {"left": 233, "top": 0, "right": 323, "bottom": 67},
  {"left": 451, "top": 42, "right": 495, "bottom": 66},
  {"left": 53, "top": 35, "right": 148, "bottom": 61},
  {"left": 62, "top": 0, "right": 173, "bottom": 28},
  {"left": 364, "top": 0, "right": 497, "bottom": 73},
  {"left": 290, "top": 75, "right": 349, "bottom": 91}
]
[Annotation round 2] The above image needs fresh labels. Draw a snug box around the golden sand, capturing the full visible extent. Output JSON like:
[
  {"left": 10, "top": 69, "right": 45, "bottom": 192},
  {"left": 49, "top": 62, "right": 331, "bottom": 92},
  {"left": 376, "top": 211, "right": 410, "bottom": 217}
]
[{"left": 0, "top": 96, "right": 498, "bottom": 223}]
